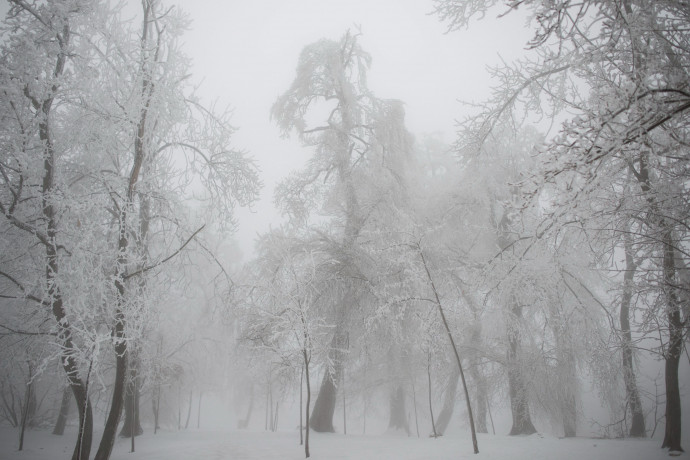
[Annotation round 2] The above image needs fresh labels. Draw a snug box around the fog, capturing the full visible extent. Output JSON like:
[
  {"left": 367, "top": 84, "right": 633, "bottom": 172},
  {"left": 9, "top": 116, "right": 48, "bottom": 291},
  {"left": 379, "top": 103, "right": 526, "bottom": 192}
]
[{"left": 0, "top": 1, "right": 688, "bottom": 460}]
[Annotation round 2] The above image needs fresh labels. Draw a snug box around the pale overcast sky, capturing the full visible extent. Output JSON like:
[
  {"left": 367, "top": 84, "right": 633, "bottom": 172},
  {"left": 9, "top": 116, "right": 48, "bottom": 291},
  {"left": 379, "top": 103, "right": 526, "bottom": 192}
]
[
  {"left": 170, "top": 0, "right": 531, "bottom": 256},
  {"left": 1, "top": 0, "right": 532, "bottom": 258}
]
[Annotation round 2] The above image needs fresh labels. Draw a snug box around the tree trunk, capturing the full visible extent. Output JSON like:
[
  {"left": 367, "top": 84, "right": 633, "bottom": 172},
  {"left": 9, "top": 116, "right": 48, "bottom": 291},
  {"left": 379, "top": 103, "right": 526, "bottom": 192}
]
[
  {"left": 18, "top": 375, "right": 32, "bottom": 451},
  {"left": 185, "top": 390, "right": 193, "bottom": 429},
  {"left": 419, "top": 247, "right": 479, "bottom": 453},
  {"left": 507, "top": 305, "right": 537, "bottom": 436},
  {"left": 473, "top": 377, "right": 489, "bottom": 434},
  {"left": 197, "top": 392, "right": 203, "bottom": 429},
  {"left": 119, "top": 363, "right": 143, "bottom": 438},
  {"left": 661, "top": 231, "right": 684, "bottom": 453},
  {"left": 303, "top": 350, "right": 311, "bottom": 459},
  {"left": 299, "top": 364, "right": 304, "bottom": 446},
  {"left": 435, "top": 364, "right": 460, "bottom": 435},
  {"left": 238, "top": 385, "right": 253, "bottom": 429},
  {"left": 153, "top": 384, "right": 161, "bottom": 434},
  {"left": 427, "top": 360, "right": 437, "bottom": 438},
  {"left": 310, "top": 333, "right": 344, "bottom": 432},
  {"left": 620, "top": 235, "right": 646, "bottom": 437},
  {"left": 411, "top": 383, "right": 420, "bottom": 438},
  {"left": 53, "top": 386, "right": 71, "bottom": 436},
  {"left": 388, "top": 386, "right": 410, "bottom": 435},
  {"left": 463, "top": 292, "right": 489, "bottom": 434},
  {"left": 35, "top": 22, "right": 93, "bottom": 459},
  {"left": 94, "top": 328, "right": 127, "bottom": 460}
]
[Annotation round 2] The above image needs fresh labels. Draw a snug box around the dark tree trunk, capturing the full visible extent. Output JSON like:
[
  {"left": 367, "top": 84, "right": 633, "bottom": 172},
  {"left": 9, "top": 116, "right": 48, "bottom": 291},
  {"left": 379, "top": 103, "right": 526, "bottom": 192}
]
[
  {"left": 303, "top": 350, "right": 311, "bottom": 459},
  {"left": 18, "top": 376, "right": 32, "bottom": 451},
  {"left": 53, "top": 387, "right": 72, "bottom": 435},
  {"left": 94, "top": 327, "right": 127, "bottom": 460},
  {"left": 507, "top": 305, "right": 537, "bottom": 436},
  {"left": 299, "top": 364, "right": 304, "bottom": 446},
  {"left": 33, "top": 20, "right": 93, "bottom": 460},
  {"left": 427, "top": 361, "right": 437, "bottom": 438},
  {"left": 310, "top": 333, "right": 344, "bottom": 432},
  {"left": 620, "top": 236, "right": 646, "bottom": 437},
  {"left": 119, "top": 364, "right": 142, "bottom": 438},
  {"left": 310, "top": 369, "right": 338, "bottom": 432},
  {"left": 197, "top": 392, "right": 203, "bottom": 429},
  {"left": 388, "top": 386, "right": 410, "bottom": 435},
  {"left": 661, "top": 231, "right": 684, "bottom": 453},
  {"left": 153, "top": 384, "right": 161, "bottom": 434},
  {"left": 70, "top": 371, "right": 93, "bottom": 460}
]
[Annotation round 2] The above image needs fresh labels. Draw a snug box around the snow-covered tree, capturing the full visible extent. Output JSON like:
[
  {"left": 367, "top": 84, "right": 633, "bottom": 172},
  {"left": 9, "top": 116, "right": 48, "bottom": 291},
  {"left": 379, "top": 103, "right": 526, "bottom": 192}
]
[
  {"left": 271, "top": 29, "right": 413, "bottom": 433},
  {"left": 434, "top": 0, "right": 689, "bottom": 451}
]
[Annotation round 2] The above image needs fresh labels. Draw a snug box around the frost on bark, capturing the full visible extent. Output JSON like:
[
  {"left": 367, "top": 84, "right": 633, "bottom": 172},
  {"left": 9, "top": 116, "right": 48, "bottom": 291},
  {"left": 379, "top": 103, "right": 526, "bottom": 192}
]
[
  {"left": 620, "top": 235, "right": 646, "bottom": 438},
  {"left": 119, "top": 361, "right": 143, "bottom": 438},
  {"left": 507, "top": 304, "right": 537, "bottom": 436},
  {"left": 0, "top": 3, "right": 95, "bottom": 457},
  {"left": 310, "top": 332, "right": 345, "bottom": 432},
  {"left": 661, "top": 231, "right": 684, "bottom": 453}
]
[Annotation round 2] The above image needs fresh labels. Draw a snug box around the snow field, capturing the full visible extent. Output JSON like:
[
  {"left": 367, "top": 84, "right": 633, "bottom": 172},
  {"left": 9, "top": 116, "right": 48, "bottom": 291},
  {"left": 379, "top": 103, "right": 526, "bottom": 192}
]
[{"left": 0, "top": 427, "right": 684, "bottom": 460}]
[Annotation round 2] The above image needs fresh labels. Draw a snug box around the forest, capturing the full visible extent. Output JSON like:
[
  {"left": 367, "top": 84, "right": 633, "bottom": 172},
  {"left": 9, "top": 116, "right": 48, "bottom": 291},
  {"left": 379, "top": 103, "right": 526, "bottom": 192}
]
[{"left": 0, "top": 1, "right": 688, "bottom": 459}]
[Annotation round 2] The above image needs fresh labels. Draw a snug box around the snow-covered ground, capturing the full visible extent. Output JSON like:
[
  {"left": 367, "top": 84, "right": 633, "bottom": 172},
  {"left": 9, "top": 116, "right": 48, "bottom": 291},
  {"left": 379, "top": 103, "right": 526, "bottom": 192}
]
[{"left": 0, "top": 427, "right": 685, "bottom": 460}]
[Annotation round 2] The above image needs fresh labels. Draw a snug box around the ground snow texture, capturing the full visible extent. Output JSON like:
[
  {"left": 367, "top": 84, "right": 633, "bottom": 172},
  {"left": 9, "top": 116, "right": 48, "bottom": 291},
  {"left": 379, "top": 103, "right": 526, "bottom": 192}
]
[{"left": 0, "top": 427, "right": 686, "bottom": 460}]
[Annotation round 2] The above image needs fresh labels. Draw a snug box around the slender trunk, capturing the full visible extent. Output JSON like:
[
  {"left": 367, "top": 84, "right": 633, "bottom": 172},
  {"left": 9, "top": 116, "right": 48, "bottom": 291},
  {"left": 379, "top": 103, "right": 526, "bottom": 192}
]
[
  {"left": 197, "top": 392, "right": 202, "bottom": 429},
  {"left": 53, "top": 386, "right": 72, "bottom": 436},
  {"left": 18, "top": 375, "right": 32, "bottom": 451},
  {"left": 177, "top": 386, "right": 181, "bottom": 430},
  {"left": 419, "top": 248, "right": 479, "bottom": 453},
  {"left": 265, "top": 377, "right": 269, "bottom": 430},
  {"left": 299, "top": 364, "right": 304, "bottom": 446},
  {"left": 661, "top": 231, "right": 684, "bottom": 453},
  {"left": 487, "top": 397, "right": 496, "bottom": 435},
  {"left": 620, "top": 235, "right": 646, "bottom": 437},
  {"left": 303, "top": 350, "right": 311, "bottom": 459},
  {"left": 153, "top": 384, "right": 160, "bottom": 434},
  {"left": 427, "top": 359, "right": 437, "bottom": 438},
  {"left": 411, "top": 383, "right": 420, "bottom": 438},
  {"left": 130, "top": 388, "right": 135, "bottom": 453},
  {"left": 342, "top": 367, "right": 347, "bottom": 435},
  {"left": 269, "top": 386, "right": 274, "bottom": 431},
  {"left": 185, "top": 390, "right": 192, "bottom": 429}
]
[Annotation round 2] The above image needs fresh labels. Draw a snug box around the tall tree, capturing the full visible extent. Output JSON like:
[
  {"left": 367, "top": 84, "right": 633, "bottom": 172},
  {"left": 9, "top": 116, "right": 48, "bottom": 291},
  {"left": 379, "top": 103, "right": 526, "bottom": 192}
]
[
  {"left": 271, "top": 30, "right": 413, "bottom": 432},
  {"left": 434, "top": 0, "right": 689, "bottom": 451},
  {"left": 0, "top": 2, "right": 95, "bottom": 458}
]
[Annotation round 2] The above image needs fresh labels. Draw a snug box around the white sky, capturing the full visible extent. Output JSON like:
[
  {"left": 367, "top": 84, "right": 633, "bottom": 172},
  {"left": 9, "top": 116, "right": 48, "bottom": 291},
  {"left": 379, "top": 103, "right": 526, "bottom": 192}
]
[
  {"left": 0, "top": 0, "right": 533, "bottom": 258},
  {"left": 169, "top": 0, "right": 532, "bottom": 258}
]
